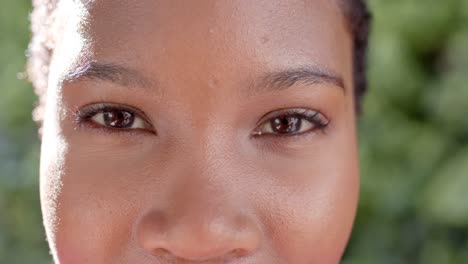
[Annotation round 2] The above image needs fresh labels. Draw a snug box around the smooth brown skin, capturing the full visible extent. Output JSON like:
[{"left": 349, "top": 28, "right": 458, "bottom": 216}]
[{"left": 40, "top": 0, "right": 359, "bottom": 263}]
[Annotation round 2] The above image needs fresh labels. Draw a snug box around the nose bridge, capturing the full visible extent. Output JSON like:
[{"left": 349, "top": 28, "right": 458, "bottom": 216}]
[
  {"left": 136, "top": 125, "right": 261, "bottom": 260},
  {"left": 169, "top": 156, "right": 235, "bottom": 221},
  {"left": 168, "top": 124, "right": 245, "bottom": 231},
  {"left": 183, "top": 120, "right": 238, "bottom": 186}
]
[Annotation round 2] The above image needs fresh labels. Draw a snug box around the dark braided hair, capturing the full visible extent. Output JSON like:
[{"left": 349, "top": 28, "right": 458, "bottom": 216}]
[{"left": 27, "top": 0, "right": 371, "bottom": 124}]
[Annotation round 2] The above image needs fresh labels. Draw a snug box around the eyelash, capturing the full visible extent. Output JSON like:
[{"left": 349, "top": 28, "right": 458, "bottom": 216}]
[{"left": 73, "top": 103, "right": 329, "bottom": 138}]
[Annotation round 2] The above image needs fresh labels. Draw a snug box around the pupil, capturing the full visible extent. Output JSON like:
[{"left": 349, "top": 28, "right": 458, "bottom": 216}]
[
  {"left": 104, "top": 110, "right": 134, "bottom": 128},
  {"left": 272, "top": 116, "right": 301, "bottom": 133}
]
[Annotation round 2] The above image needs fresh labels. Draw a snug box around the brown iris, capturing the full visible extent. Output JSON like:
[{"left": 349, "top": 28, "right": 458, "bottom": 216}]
[
  {"left": 103, "top": 110, "right": 135, "bottom": 128},
  {"left": 271, "top": 116, "right": 302, "bottom": 134}
]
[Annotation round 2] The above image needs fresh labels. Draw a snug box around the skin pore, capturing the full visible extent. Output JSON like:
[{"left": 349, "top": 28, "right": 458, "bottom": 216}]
[{"left": 39, "top": 0, "right": 359, "bottom": 263}]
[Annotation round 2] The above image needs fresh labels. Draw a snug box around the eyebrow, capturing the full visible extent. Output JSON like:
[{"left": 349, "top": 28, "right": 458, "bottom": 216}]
[
  {"left": 61, "top": 62, "right": 344, "bottom": 95},
  {"left": 251, "top": 66, "right": 345, "bottom": 95},
  {"left": 60, "top": 62, "right": 154, "bottom": 89}
]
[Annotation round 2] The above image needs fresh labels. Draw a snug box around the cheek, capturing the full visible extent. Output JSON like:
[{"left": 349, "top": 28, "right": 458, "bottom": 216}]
[
  {"left": 256, "top": 124, "right": 359, "bottom": 262},
  {"left": 262, "top": 162, "right": 359, "bottom": 263},
  {"left": 40, "top": 127, "right": 150, "bottom": 263}
]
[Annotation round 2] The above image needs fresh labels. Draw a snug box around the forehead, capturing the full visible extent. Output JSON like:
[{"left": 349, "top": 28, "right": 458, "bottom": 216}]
[{"left": 52, "top": 0, "right": 352, "bottom": 93}]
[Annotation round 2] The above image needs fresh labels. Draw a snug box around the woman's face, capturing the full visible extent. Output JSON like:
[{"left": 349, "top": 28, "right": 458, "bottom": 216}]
[{"left": 40, "top": 0, "right": 359, "bottom": 263}]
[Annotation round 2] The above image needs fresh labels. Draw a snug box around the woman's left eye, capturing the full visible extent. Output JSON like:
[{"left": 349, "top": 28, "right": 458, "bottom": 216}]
[
  {"left": 252, "top": 108, "right": 329, "bottom": 137},
  {"left": 76, "top": 103, "right": 154, "bottom": 132}
]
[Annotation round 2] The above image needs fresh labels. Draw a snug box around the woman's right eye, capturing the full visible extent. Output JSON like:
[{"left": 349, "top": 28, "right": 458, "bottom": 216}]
[{"left": 76, "top": 103, "right": 155, "bottom": 133}]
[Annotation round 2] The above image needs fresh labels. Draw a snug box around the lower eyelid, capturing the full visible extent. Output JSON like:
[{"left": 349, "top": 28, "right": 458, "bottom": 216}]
[
  {"left": 250, "top": 130, "right": 324, "bottom": 150},
  {"left": 76, "top": 119, "right": 157, "bottom": 137}
]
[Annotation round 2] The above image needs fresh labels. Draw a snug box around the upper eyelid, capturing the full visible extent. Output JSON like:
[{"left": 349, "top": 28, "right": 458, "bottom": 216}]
[
  {"left": 255, "top": 107, "right": 328, "bottom": 126},
  {"left": 76, "top": 102, "right": 152, "bottom": 122}
]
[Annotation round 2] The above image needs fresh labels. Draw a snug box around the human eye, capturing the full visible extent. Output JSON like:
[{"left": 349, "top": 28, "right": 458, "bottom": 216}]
[
  {"left": 252, "top": 108, "right": 329, "bottom": 138},
  {"left": 74, "top": 103, "right": 155, "bottom": 134}
]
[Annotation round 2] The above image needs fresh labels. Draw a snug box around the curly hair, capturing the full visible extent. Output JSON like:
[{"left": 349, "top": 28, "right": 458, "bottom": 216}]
[{"left": 27, "top": 0, "right": 371, "bottom": 125}]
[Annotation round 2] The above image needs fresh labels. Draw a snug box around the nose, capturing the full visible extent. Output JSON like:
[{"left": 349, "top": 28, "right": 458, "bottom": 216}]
[{"left": 135, "top": 172, "right": 262, "bottom": 261}]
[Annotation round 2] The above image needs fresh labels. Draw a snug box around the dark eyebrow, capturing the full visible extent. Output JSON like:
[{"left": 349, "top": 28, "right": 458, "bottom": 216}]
[
  {"left": 61, "top": 63, "right": 343, "bottom": 96},
  {"left": 60, "top": 62, "right": 154, "bottom": 89},
  {"left": 251, "top": 66, "right": 345, "bottom": 95}
]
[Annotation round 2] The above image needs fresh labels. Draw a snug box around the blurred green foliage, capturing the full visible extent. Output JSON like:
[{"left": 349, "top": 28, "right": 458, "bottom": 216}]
[
  {"left": 0, "top": 1, "right": 48, "bottom": 263},
  {"left": 344, "top": 0, "right": 468, "bottom": 263},
  {"left": 0, "top": 0, "right": 467, "bottom": 263}
]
